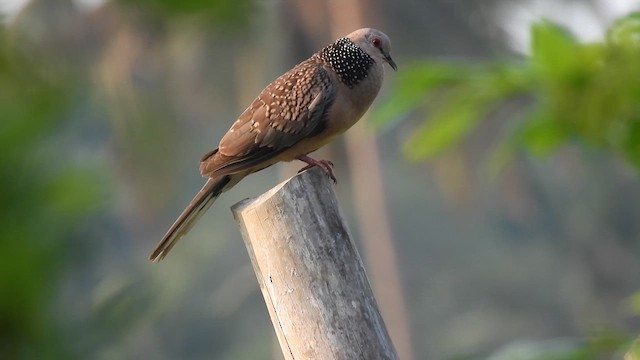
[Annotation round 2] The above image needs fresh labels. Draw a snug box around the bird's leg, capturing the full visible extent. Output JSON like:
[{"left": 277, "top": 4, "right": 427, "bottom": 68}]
[{"left": 296, "top": 155, "right": 336, "bottom": 183}]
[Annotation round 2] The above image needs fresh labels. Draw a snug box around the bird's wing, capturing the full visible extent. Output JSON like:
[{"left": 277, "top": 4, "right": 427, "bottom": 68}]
[{"left": 200, "top": 62, "right": 336, "bottom": 177}]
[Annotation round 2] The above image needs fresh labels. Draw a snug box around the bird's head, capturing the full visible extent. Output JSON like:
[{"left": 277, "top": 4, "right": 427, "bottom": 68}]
[{"left": 347, "top": 28, "right": 397, "bottom": 71}]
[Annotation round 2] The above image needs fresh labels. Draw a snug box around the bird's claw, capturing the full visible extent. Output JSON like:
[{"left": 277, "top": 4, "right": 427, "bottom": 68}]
[{"left": 297, "top": 156, "right": 337, "bottom": 183}]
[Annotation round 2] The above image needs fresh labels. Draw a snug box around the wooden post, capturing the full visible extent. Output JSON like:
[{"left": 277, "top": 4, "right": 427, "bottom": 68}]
[{"left": 231, "top": 167, "right": 399, "bottom": 360}]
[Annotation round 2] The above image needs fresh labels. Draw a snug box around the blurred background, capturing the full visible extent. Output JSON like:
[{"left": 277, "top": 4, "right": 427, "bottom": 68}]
[{"left": 2, "top": 0, "right": 640, "bottom": 359}]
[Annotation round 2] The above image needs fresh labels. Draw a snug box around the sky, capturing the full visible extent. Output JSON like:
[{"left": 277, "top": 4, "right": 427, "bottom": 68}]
[
  {"left": 498, "top": 0, "right": 640, "bottom": 53},
  {"left": 0, "top": 0, "right": 105, "bottom": 21}
]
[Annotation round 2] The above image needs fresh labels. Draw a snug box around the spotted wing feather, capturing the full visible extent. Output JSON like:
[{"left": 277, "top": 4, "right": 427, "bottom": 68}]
[{"left": 200, "top": 62, "right": 335, "bottom": 177}]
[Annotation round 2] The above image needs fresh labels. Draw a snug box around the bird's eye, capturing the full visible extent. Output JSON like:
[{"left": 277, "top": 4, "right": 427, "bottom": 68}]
[{"left": 371, "top": 37, "right": 381, "bottom": 48}]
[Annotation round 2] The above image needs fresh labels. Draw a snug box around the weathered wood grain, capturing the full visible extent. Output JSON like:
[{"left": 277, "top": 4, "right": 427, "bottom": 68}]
[{"left": 231, "top": 167, "right": 398, "bottom": 360}]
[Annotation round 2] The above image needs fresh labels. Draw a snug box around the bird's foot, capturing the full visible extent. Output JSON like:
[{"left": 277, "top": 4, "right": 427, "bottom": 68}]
[{"left": 296, "top": 155, "right": 336, "bottom": 183}]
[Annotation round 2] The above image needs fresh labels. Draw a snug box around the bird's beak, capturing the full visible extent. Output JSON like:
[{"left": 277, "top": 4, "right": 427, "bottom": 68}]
[{"left": 384, "top": 53, "right": 397, "bottom": 71}]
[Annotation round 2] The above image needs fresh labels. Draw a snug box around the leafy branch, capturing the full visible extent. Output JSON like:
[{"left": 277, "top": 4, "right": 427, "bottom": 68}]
[{"left": 374, "top": 13, "right": 640, "bottom": 171}]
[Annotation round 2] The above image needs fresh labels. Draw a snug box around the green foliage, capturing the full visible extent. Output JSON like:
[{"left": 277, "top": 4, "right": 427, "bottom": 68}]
[
  {"left": 375, "top": 12, "right": 640, "bottom": 171},
  {"left": 117, "top": 0, "right": 254, "bottom": 27},
  {"left": 0, "top": 26, "right": 103, "bottom": 359},
  {"left": 630, "top": 291, "right": 640, "bottom": 315},
  {"left": 627, "top": 337, "right": 640, "bottom": 360},
  {"left": 486, "top": 330, "right": 632, "bottom": 360}
]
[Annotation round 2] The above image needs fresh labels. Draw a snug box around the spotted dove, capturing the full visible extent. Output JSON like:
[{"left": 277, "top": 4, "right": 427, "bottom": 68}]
[{"left": 150, "top": 28, "right": 396, "bottom": 261}]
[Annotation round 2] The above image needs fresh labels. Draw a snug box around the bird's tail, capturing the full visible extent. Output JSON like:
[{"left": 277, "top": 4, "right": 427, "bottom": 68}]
[{"left": 149, "top": 175, "right": 234, "bottom": 261}]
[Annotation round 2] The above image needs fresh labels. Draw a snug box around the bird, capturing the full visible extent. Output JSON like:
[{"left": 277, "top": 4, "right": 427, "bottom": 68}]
[{"left": 149, "top": 28, "right": 396, "bottom": 261}]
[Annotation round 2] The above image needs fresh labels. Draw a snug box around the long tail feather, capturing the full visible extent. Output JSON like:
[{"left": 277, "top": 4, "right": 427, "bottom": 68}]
[{"left": 149, "top": 176, "right": 232, "bottom": 261}]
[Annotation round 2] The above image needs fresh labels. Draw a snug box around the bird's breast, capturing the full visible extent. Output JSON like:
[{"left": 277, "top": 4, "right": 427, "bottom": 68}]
[{"left": 325, "top": 62, "right": 384, "bottom": 133}]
